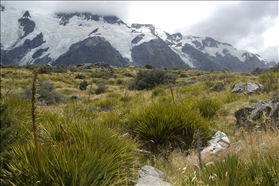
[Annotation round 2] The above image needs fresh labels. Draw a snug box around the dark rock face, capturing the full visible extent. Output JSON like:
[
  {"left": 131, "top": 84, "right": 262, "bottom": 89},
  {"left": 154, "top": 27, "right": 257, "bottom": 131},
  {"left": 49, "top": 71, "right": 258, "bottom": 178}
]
[
  {"left": 24, "top": 32, "right": 45, "bottom": 49},
  {"left": 103, "top": 16, "right": 123, "bottom": 24},
  {"left": 131, "top": 39, "right": 190, "bottom": 69},
  {"left": 131, "top": 24, "right": 156, "bottom": 35},
  {"left": 235, "top": 100, "right": 279, "bottom": 130},
  {"left": 192, "top": 40, "right": 203, "bottom": 50},
  {"left": 1, "top": 5, "right": 5, "bottom": 12},
  {"left": 210, "top": 51, "right": 268, "bottom": 72},
  {"left": 56, "top": 13, "right": 102, "bottom": 26},
  {"left": 167, "top": 32, "right": 182, "bottom": 42},
  {"left": 1, "top": 33, "right": 45, "bottom": 65},
  {"left": 33, "top": 54, "right": 52, "bottom": 65},
  {"left": 181, "top": 43, "right": 222, "bottom": 71},
  {"left": 23, "top": 10, "right": 31, "bottom": 18},
  {"left": 56, "top": 13, "right": 125, "bottom": 26},
  {"left": 88, "top": 28, "right": 98, "bottom": 36},
  {"left": 202, "top": 37, "right": 219, "bottom": 48},
  {"left": 18, "top": 17, "right": 35, "bottom": 37},
  {"left": 131, "top": 34, "right": 144, "bottom": 44},
  {"left": 32, "top": 47, "right": 49, "bottom": 59},
  {"left": 53, "top": 36, "right": 128, "bottom": 67}
]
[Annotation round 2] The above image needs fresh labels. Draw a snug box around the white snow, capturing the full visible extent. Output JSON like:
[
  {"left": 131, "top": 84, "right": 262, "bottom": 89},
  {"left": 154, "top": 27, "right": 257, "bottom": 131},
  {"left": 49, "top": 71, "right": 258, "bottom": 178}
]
[
  {"left": 1, "top": 6, "right": 269, "bottom": 67},
  {"left": 1, "top": 6, "right": 142, "bottom": 64},
  {"left": 169, "top": 45, "right": 195, "bottom": 68}
]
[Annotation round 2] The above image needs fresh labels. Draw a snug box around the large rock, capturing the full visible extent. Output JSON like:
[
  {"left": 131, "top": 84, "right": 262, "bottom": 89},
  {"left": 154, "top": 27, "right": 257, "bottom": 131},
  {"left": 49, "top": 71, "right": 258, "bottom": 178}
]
[
  {"left": 232, "top": 82, "right": 264, "bottom": 95},
  {"left": 136, "top": 165, "right": 172, "bottom": 186},
  {"left": 201, "top": 131, "right": 230, "bottom": 155},
  {"left": 235, "top": 100, "right": 279, "bottom": 130}
]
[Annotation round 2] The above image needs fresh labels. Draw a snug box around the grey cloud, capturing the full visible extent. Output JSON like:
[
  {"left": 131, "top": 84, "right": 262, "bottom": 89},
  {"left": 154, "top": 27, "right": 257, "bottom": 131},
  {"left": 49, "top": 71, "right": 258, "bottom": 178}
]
[
  {"left": 258, "top": 46, "right": 278, "bottom": 62},
  {"left": 1, "top": 1, "right": 133, "bottom": 19},
  {"left": 181, "top": 1, "right": 278, "bottom": 62}
]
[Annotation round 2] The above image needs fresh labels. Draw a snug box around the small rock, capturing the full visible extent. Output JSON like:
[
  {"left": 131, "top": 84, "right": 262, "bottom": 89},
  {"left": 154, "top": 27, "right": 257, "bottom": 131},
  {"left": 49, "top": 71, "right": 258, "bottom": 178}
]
[
  {"left": 136, "top": 165, "right": 172, "bottom": 186},
  {"left": 201, "top": 131, "right": 230, "bottom": 155},
  {"left": 211, "top": 81, "right": 226, "bottom": 92}
]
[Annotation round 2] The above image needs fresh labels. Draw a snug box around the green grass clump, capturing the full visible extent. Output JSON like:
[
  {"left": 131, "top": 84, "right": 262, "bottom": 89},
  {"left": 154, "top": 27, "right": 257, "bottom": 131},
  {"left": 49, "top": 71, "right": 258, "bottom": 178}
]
[
  {"left": 194, "top": 97, "right": 223, "bottom": 119},
  {"left": 1, "top": 95, "right": 138, "bottom": 185},
  {"left": 2, "top": 124, "right": 138, "bottom": 186},
  {"left": 126, "top": 102, "right": 211, "bottom": 154},
  {"left": 152, "top": 86, "right": 166, "bottom": 97},
  {"left": 182, "top": 154, "right": 279, "bottom": 186}
]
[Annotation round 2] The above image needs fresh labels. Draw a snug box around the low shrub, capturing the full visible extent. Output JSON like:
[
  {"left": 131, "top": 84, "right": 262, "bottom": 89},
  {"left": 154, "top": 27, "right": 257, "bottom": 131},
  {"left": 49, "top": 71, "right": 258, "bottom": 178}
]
[
  {"left": 126, "top": 102, "right": 211, "bottom": 154},
  {"left": 23, "top": 80, "right": 67, "bottom": 105},
  {"left": 79, "top": 80, "right": 89, "bottom": 91},
  {"left": 75, "top": 74, "right": 86, "bottom": 79},
  {"left": 145, "top": 64, "right": 154, "bottom": 69},
  {"left": 258, "top": 72, "right": 279, "bottom": 93},
  {"left": 38, "top": 65, "right": 52, "bottom": 74},
  {"left": 95, "top": 81, "right": 108, "bottom": 95},
  {"left": 128, "top": 69, "right": 177, "bottom": 90},
  {"left": 52, "top": 65, "right": 68, "bottom": 73}
]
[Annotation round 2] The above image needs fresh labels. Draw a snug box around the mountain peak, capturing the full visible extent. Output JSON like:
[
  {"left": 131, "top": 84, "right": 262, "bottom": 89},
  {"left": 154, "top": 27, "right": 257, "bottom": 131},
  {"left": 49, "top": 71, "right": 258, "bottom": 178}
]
[
  {"left": 1, "top": 6, "right": 270, "bottom": 72},
  {"left": 131, "top": 24, "right": 155, "bottom": 29},
  {"left": 56, "top": 12, "right": 124, "bottom": 26},
  {"left": 23, "top": 10, "right": 31, "bottom": 18}
]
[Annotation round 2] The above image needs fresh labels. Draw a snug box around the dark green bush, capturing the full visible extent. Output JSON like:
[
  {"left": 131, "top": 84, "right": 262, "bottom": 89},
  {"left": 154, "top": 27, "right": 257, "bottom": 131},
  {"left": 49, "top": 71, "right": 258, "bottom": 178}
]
[
  {"left": 75, "top": 74, "right": 86, "bottom": 79},
  {"left": 52, "top": 65, "right": 68, "bottom": 73},
  {"left": 145, "top": 64, "right": 154, "bottom": 69},
  {"left": 116, "top": 79, "right": 124, "bottom": 85},
  {"left": 123, "top": 73, "right": 133, "bottom": 77},
  {"left": 128, "top": 69, "right": 177, "bottom": 90},
  {"left": 126, "top": 102, "right": 211, "bottom": 154},
  {"left": 38, "top": 65, "right": 53, "bottom": 74},
  {"left": 79, "top": 80, "right": 89, "bottom": 91},
  {"left": 95, "top": 81, "right": 108, "bottom": 95},
  {"left": 23, "top": 80, "right": 67, "bottom": 105}
]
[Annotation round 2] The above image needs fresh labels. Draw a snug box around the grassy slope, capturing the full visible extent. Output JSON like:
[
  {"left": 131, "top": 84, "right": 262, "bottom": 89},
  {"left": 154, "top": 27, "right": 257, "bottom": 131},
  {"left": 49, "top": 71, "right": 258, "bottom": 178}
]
[{"left": 1, "top": 65, "right": 278, "bottom": 185}]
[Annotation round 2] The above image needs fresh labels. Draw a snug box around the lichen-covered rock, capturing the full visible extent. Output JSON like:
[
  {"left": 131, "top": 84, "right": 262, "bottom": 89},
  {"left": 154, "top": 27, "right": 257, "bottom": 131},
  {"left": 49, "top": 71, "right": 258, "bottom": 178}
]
[
  {"left": 232, "top": 82, "right": 264, "bottom": 94},
  {"left": 136, "top": 165, "right": 172, "bottom": 186},
  {"left": 201, "top": 131, "right": 230, "bottom": 155},
  {"left": 235, "top": 100, "right": 279, "bottom": 130}
]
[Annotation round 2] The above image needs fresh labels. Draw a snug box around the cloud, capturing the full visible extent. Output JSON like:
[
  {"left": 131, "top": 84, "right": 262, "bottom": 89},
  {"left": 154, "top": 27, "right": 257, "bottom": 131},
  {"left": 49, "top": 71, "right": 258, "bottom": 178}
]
[
  {"left": 1, "top": 1, "right": 133, "bottom": 18},
  {"left": 181, "top": 1, "right": 278, "bottom": 62}
]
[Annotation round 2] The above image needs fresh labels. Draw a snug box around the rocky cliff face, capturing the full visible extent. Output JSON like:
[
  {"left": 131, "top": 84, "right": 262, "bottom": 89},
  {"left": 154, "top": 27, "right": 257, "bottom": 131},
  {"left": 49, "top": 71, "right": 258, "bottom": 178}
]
[
  {"left": 132, "top": 39, "right": 190, "bottom": 69},
  {"left": 1, "top": 5, "right": 273, "bottom": 71},
  {"left": 52, "top": 37, "right": 128, "bottom": 67}
]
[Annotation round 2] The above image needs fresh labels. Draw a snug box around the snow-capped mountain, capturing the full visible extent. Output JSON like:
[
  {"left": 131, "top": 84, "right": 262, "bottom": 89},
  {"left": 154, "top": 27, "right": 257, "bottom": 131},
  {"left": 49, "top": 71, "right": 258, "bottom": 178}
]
[{"left": 0, "top": 6, "right": 271, "bottom": 71}]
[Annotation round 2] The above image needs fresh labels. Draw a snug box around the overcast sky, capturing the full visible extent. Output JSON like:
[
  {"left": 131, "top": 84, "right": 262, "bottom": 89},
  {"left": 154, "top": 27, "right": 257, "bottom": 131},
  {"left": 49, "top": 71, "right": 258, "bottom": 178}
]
[{"left": 1, "top": 1, "right": 278, "bottom": 62}]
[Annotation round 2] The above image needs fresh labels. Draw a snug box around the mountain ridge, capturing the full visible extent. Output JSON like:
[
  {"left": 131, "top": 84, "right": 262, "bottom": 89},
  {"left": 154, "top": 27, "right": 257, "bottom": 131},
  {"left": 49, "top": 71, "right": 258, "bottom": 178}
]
[{"left": 0, "top": 5, "right": 274, "bottom": 71}]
